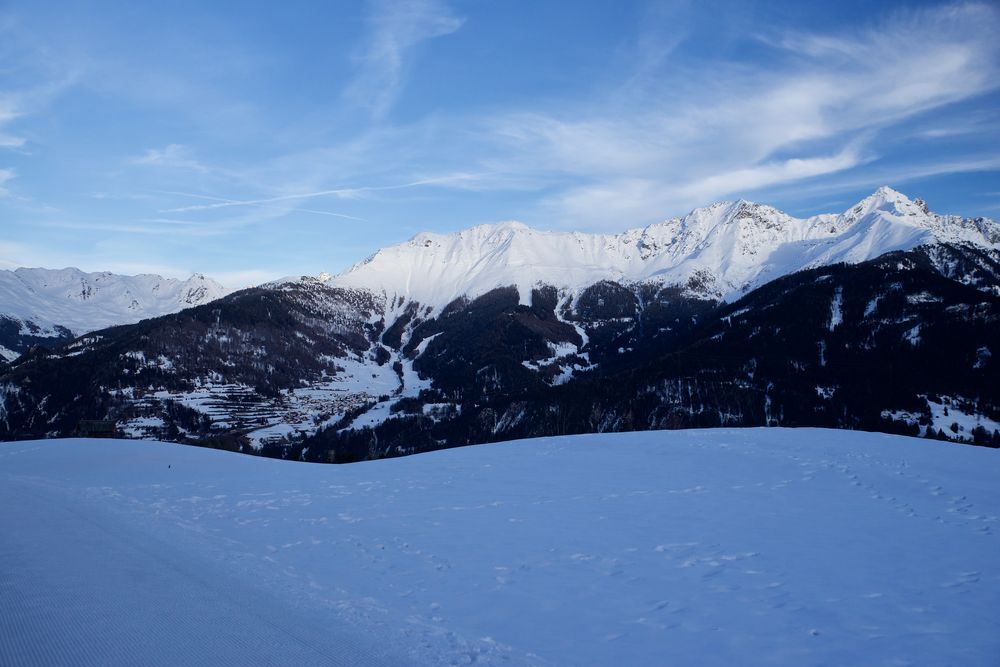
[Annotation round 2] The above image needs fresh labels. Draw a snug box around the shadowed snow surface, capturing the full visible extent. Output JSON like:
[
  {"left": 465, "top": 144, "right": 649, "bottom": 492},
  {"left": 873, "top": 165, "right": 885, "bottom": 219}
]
[{"left": 1, "top": 429, "right": 999, "bottom": 665}]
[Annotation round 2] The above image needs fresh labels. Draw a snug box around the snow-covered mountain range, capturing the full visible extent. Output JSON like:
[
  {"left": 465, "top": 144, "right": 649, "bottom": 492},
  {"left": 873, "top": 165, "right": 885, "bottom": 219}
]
[
  {"left": 3, "top": 186, "right": 994, "bottom": 362},
  {"left": 2, "top": 186, "right": 998, "bottom": 452},
  {"left": 0, "top": 268, "right": 229, "bottom": 361},
  {"left": 328, "top": 186, "right": 999, "bottom": 307}
]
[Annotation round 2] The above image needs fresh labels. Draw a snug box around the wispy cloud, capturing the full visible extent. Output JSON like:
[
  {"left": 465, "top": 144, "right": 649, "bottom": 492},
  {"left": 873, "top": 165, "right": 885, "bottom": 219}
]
[
  {"left": 0, "top": 168, "right": 15, "bottom": 197},
  {"left": 132, "top": 144, "right": 210, "bottom": 173},
  {"left": 343, "top": 0, "right": 463, "bottom": 118},
  {"left": 36, "top": 220, "right": 225, "bottom": 237},
  {"left": 153, "top": 190, "right": 364, "bottom": 221},
  {"left": 761, "top": 155, "right": 1000, "bottom": 206},
  {"left": 132, "top": 0, "right": 1000, "bottom": 233},
  {"left": 153, "top": 173, "right": 489, "bottom": 221},
  {"left": 0, "top": 96, "right": 26, "bottom": 148},
  {"left": 161, "top": 189, "right": 362, "bottom": 212},
  {"left": 0, "top": 18, "right": 82, "bottom": 154},
  {"left": 674, "top": 145, "right": 871, "bottom": 202},
  {"left": 464, "top": 2, "right": 1000, "bottom": 226},
  {"left": 2, "top": 0, "right": 997, "bottom": 279},
  {"left": 0, "top": 136, "right": 25, "bottom": 149},
  {"left": 0, "top": 89, "right": 27, "bottom": 151}
]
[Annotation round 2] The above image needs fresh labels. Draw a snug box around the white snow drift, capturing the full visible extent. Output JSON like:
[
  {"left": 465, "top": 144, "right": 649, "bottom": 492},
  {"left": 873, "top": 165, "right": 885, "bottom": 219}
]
[{"left": 2, "top": 428, "right": 998, "bottom": 666}]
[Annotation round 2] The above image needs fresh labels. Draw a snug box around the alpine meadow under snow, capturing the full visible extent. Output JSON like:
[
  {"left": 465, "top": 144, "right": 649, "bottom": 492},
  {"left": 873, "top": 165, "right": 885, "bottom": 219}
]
[{"left": 2, "top": 429, "right": 999, "bottom": 666}]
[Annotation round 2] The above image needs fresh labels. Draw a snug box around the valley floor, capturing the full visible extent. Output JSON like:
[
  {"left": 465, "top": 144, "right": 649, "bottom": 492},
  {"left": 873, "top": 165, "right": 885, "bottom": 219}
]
[{"left": 1, "top": 429, "right": 998, "bottom": 665}]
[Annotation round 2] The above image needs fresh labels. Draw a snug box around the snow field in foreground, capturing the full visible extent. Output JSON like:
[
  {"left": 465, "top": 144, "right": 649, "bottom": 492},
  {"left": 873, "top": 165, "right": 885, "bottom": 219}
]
[{"left": 1, "top": 429, "right": 998, "bottom": 665}]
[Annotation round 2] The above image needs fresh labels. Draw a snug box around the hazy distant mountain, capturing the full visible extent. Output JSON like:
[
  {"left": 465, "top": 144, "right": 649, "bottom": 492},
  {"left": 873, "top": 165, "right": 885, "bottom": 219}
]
[{"left": 0, "top": 268, "right": 229, "bottom": 361}]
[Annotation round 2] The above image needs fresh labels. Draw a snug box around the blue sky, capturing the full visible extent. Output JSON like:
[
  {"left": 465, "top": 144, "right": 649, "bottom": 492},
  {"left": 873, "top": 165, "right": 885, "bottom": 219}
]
[{"left": 1, "top": 0, "right": 998, "bottom": 285}]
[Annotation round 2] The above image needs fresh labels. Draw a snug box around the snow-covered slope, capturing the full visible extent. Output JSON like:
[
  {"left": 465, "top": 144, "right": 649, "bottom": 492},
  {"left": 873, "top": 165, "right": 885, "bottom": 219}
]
[
  {"left": 2, "top": 429, "right": 998, "bottom": 666},
  {"left": 0, "top": 267, "right": 229, "bottom": 340},
  {"left": 328, "top": 187, "right": 1000, "bottom": 306}
]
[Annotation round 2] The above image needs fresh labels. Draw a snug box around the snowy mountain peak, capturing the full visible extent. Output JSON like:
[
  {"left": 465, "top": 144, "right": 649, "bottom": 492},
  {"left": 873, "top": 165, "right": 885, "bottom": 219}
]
[
  {"left": 873, "top": 184, "right": 909, "bottom": 202},
  {"left": 410, "top": 220, "right": 532, "bottom": 248},
  {"left": 327, "top": 188, "right": 999, "bottom": 309},
  {"left": 466, "top": 219, "right": 531, "bottom": 234},
  {"left": 720, "top": 200, "right": 791, "bottom": 229},
  {"left": 845, "top": 185, "right": 924, "bottom": 222}
]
